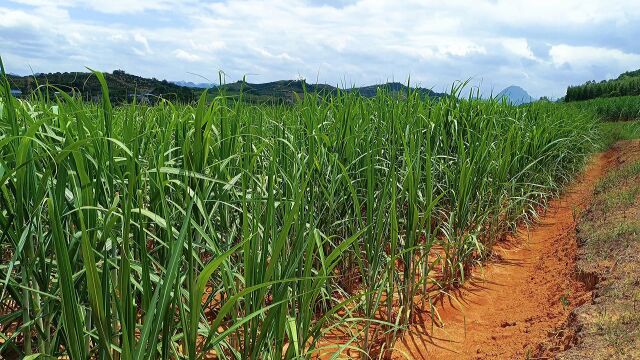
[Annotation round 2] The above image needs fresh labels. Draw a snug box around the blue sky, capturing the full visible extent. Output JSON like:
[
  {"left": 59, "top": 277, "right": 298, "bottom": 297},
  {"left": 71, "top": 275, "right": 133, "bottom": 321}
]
[{"left": 1, "top": 0, "right": 639, "bottom": 98}]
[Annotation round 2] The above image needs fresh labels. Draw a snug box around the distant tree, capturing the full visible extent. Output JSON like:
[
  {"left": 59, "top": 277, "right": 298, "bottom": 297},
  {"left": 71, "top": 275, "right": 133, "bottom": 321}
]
[{"left": 566, "top": 69, "right": 640, "bottom": 101}]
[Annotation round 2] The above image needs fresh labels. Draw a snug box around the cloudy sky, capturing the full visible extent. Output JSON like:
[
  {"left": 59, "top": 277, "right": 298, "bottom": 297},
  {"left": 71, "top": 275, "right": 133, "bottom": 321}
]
[{"left": 1, "top": 0, "right": 639, "bottom": 98}]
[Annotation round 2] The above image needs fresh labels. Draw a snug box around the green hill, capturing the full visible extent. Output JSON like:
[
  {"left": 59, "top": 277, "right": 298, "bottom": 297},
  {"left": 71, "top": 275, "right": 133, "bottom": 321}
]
[
  {"left": 216, "top": 80, "right": 446, "bottom": 104},
  {"left": 6, "top": 70, "right": 197, "bottom": 103},
  {"left": 215, "top": 79, "right": 338, "bottom": 103},
  {"left": 566, "top": 69, "right": 640, "bottom": 102},
  {"left": 349, "top": 81, "right": 445, "bottom": 98},
  {"left": 6, "top": 71, "right": 447, "bottom": 104}
]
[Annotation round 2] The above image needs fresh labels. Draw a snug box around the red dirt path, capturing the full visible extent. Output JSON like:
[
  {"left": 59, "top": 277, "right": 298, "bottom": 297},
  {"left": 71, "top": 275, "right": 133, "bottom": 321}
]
[{"left": 392, "top": 148, "right": 618, "bottom": 359}]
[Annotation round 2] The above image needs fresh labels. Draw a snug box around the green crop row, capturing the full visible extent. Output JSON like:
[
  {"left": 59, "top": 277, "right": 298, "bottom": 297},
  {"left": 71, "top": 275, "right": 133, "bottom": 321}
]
[{"left": 566, "top": 95, "right": 640, "bottom": 122}]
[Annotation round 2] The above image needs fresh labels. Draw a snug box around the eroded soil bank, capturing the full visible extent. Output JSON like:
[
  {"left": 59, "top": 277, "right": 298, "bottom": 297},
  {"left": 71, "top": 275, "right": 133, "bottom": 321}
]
[
  {"left": 391, "top": 144, "right": 630, "bottom": 359},
  {"left": 555, "top": 140, "right": 640, "bottom": 360}
]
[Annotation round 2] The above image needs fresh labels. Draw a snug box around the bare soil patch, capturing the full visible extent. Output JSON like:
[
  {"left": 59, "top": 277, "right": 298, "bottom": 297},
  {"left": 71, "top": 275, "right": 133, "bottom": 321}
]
[{"left": 391, "top": 144, "right": 630, "bottom": 359}]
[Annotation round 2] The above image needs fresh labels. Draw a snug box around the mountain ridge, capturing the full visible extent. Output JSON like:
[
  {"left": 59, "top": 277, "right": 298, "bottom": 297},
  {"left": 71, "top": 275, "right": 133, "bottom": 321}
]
[
  {"left": 496, "top": 85, "right": 533, "bottom": 105},
  {"left": 5, "top": 70, "right": 447, "bottom": 103}
]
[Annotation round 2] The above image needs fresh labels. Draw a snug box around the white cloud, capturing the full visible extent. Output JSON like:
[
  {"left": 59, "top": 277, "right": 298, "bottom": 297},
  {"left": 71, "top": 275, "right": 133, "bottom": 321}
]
[
  {"left": 502, "top": 38, "right": 537, "bottom": 61},
  {"left": 0, "top": 7, "right": 43, "bottom": 28},
  {"left": 133, "top": 33, "right": 153, "bottom": 55},
  {"left": 2, "top": 0, "right": 640, "bottom": 98},
  {"left": 550, "top": 45, "right": 640, "bottom": 68},
  {"left": 173, "top": 49, "right": 202, "bottom": 62},
  {"left": 251, "top": 47, "right": 302, "bottom": 63},
  {"left": 84, "top": 0, "right": 179, "bottom": 14},
  {"left": 9, "top": 0, "right": 191, "bottom": 14},
  {"left": 189, "top": 39, "right": 225, "bottom": 53}
]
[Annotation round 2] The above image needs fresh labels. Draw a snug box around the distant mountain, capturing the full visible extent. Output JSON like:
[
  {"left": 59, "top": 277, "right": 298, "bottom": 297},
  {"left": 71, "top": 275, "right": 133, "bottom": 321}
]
[
  {"left": 219, "top": 79, "right": 336, "bottom": 97},
  {"left": 167, "top": 79, "right": 447, "bottom": 104},
  {"left": 496, "top": 86, "right": 533, "bottom": 105},
  {"left": 5, "top": 70, "right": 447, "bottom": 104},
  {"left": 172, "top": 80, "right": 216, "bottom": 89},
  {"left": 616, "top": 69, "right": 640, "bottom": 80},
  {"left": 6, "top": 70, "right": 197, "bottom": 103},
  {"left": 350, "top": 82, "right": 445, "bottom": 98}
]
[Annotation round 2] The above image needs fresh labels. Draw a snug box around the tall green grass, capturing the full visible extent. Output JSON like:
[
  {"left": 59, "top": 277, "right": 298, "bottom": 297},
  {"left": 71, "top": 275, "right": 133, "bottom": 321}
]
[
  {"left": 599, "top": 121, "right": 640, "bottom": 148},
  {"left": 0, "top": 67, "right": 599, "bottom": 359},
  {"left": 567, "top": 95, "right": 640, "bottom": 122}
]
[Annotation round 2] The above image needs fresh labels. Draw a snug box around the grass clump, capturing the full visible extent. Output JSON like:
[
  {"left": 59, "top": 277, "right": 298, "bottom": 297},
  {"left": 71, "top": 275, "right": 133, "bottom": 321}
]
[{"left": 569, "top": 154, "right": 640, "bottom": 359}]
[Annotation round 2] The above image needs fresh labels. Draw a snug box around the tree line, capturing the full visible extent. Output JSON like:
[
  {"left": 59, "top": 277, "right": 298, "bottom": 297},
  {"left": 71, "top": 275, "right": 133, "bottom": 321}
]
[{"left": 566, "top": 69, "right": 640, "bottom": 102}]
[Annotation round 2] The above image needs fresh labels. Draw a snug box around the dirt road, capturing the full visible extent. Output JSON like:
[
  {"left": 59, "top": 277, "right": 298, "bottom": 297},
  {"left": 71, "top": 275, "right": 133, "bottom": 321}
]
[{"left": 392, "top": 148, "right": 620, "bottom": 359}]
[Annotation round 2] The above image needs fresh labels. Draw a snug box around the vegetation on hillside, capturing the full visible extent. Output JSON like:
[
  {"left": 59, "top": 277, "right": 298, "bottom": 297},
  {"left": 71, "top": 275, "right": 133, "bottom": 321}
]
[
  {"left": 0, "top": 63, "right": 601, "bottom": 359},
  {"left": 565, "top": 69, "right": 640, "bottom": 102},
  {"left": 7, "top": 70, "right": 448, "bottom": 106},
  {"left": 6, "top": 70, "right": 197, "bottom": 103},
  {"left": 214, "top": 80, "right": 447, "bottom": 105}
]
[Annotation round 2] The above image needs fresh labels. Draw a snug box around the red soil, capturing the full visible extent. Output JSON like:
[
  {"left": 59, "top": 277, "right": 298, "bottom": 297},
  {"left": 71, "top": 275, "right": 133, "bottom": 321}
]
[{"left": 392, "top": 148, "right": 618, "bottom": 359}]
